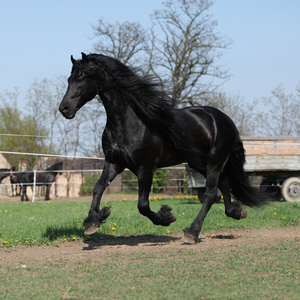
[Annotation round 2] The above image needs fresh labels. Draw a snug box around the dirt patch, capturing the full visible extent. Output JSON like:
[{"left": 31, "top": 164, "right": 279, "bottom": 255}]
[
  {"left": 1, "top": 193, "right": 299, "bottom": 267},
  {"left": 1, "top": 226, "right": 299, "bottom": 267}
]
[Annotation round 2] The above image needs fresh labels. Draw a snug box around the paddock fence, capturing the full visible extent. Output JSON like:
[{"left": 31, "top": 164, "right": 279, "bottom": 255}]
[{"left": 0, "top": 150, "right": 188, "bottom": 202}]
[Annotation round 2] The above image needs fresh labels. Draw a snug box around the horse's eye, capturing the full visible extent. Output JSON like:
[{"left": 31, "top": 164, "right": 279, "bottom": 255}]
[{"left": 77, "top": 71, "right": 85, "bottom": 82}]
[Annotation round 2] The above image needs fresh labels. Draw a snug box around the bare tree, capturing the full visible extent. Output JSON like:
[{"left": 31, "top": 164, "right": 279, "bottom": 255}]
[
  {"left": 26, "top": 76, "right": 66, "bottom": 153},
  {"left": 207, "top": 92, "right": 257, "bottom": 136},
  {"left": 91, "top": 0, "right": 230, "bottom": 107},
  {"left": 92, "top": 20, "right": 147, "bottom": 65},
  {"left": 148, "top": 0, "right": 231, "bottom": 107},
  {"left": 256, "top": 85, "right": 299, "bottom": 136}
]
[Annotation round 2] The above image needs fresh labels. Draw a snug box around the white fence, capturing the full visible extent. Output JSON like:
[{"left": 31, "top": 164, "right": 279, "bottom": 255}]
[{"left": 0, "top": 150, "right": 187, "bottom": 202}]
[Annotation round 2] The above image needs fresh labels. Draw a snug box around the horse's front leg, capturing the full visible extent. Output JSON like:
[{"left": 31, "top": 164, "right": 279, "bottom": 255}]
[
  {"left": 45, "top": 184, "right": 51, "bottom": 200},
  {"left": 137, "top": 169, "right": 176, "bottom": 226},
  {"left": 83, "top": 160, "right": 123, "bottom": 235},
  {"left": 21, "top": 185, "right": 28, "bottom": 201}
]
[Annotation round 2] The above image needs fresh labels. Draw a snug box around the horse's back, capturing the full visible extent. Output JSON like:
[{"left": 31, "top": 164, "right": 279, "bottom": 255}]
[{"left": 183, "top": 105, "right": 239, "bottom": 141}]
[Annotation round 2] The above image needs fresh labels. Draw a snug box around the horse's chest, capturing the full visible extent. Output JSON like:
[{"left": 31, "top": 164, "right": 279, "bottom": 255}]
[{"left": 102, "top": 127, "right": 153, "bottom": 168}]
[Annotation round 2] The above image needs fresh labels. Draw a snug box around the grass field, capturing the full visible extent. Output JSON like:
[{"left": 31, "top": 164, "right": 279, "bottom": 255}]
[
  {"left": 0, "top": 196, "right": 299, "bottom": 299},
  {"left": 0, "top": 196, "right": 299, "bottom": 246}
]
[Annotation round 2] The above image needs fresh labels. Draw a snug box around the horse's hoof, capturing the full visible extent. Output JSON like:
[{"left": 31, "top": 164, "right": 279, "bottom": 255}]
[
  {"left": 181, "top": 234, "right": 197, "bottom": 245},
  {"left": 84, "top": 224, "right": 100, "bottom": 236},
  {"left": 241, "top": 207, "right": 247, "bottom": 219},
  {"left": 171, "top": 214, "right": 176, "bottom": 223}
]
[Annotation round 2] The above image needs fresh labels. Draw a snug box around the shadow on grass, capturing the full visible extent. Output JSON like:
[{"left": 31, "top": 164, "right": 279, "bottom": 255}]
[
  {"left": 43, "top": 226, "right": 88, "bottom": 240},
  {"left": 82, "top": 234, "right": 180, "bottom": 250},
  {"left": 43, "top": 226, "right": 180, "bottom": 248}
]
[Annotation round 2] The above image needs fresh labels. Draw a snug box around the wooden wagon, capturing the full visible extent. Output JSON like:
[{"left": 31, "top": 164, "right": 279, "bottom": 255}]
[{"left": 186, "top": 137, "right": 300, "bottom": 202}]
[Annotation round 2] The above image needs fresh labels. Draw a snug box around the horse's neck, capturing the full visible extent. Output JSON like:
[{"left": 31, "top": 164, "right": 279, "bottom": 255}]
[{"left": 100, "top": 90, "right": 136, "bottom": 127}]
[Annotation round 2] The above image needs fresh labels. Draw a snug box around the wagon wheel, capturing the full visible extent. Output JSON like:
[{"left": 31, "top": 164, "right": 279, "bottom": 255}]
[{"left": 281, "top": 177, "right": 300, "bottom": 202}]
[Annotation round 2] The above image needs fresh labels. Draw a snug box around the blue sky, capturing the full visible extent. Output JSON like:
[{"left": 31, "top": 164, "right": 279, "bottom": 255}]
[{"left": 1, "top": 0, "right": 299, "bottom": 104}]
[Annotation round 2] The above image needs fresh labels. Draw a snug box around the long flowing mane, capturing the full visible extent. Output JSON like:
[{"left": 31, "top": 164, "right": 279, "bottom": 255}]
[{"left": 84, "top": 54, "right": 175, "bottom": 134}]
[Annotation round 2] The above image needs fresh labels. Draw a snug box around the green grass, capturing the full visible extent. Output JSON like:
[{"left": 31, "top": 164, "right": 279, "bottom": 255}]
[
  {"left": 0, "top": 196, "right": 299, "bottom": 299},
  {"left": 0, "top": 241, "right": 299, "bottom": 299},
  {"left": 0, "top": 197, "right": 299, "bottom": 247}
]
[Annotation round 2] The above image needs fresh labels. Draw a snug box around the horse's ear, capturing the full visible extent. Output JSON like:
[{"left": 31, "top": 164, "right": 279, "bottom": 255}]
[
  {"left": 81, "top": 52, "right": 88, "bottom": 62},
  {"left": 71, "top": 55, "right": 76, "bottom": 65}
]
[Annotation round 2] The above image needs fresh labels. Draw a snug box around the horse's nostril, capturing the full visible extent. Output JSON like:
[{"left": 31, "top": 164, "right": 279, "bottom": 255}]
[{"left": 62, "top": 106, "right": 69, "bottom": 114}]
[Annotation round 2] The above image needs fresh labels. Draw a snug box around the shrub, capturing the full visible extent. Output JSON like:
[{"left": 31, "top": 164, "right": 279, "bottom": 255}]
[{"left": 79, "top": 173, "right": 99, "bottom": 196}]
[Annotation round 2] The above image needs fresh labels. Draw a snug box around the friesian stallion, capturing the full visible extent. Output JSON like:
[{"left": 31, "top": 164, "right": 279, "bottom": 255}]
[{"left": 59, "top": 53, "right": 267, "bottom": 244}]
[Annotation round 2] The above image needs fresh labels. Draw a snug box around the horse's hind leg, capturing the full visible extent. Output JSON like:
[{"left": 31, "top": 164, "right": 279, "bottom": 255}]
[
  {"left": 182, "top": 167, "right": 220, "bottom": 244},
  {"left": 218, "top": 174, "right": 247, "bottom": 220},
  {"left": 137, "top": 168, "right": 176, "bottom": 226},
  {"left": 83, "top": 160, "right": 123, "bottom": 235}
]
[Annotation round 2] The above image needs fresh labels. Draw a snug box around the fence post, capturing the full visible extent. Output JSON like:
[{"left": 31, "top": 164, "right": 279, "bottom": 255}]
[{"left": 32, "top": 170, "right": 37, "bottom": 203}]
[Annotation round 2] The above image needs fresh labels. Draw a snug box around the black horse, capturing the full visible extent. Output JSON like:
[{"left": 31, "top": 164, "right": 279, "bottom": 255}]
[
  {"left": 0, "top": 167, "right": 21, "bottom": 196},
  {"left": 59, "top": 53, "right": 267, "bottom": 244},
  {"left": 9, "top": 168, "right": 22, "bottom": 196},
  {"left": 0, "top": 168, "right": 12, "bottom": 183},
  {"left": 20, "top": 162, "right": 63, "bottom": 201}
]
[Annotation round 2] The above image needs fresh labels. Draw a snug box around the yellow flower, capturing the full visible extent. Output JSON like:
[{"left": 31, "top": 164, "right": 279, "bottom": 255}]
[
  {"left": 274, "top": 213, "right": 277, "bottom": 215},
  {"left": 112, "top": 227, "right": 116, "bottom": 230},
  {"left": 167, "top": 231, "right": 171, "bottom": 234},
  {"left": 113, "top": 223, "right": 117, "bottom": 226}
]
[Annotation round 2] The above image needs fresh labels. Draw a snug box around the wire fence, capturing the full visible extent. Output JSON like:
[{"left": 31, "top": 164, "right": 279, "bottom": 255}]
[
  {"left": 0, "top": 150, "right": 188, "bottom": 202},
  {"left": 2, "top": 135, "right": 300, "bottom": 202}
]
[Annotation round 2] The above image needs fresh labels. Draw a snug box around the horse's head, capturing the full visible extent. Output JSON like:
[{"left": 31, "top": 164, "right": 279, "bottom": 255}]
[
  {"left": 59, "top": 52, "right": 100, "bottom": 119},
  {"left": 56, "top": 162, "right": 63, "bottom": 175}
]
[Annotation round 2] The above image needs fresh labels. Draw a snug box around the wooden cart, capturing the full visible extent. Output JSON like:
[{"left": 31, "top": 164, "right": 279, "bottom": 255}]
[{"left": 186, "top": 137, "right": 300, "bottom": 202}]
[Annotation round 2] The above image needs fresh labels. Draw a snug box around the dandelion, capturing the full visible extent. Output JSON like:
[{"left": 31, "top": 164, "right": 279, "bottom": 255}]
[
  {"left": 112, "top": 227, "right": 116, "bottom": 231},
  {"left": 4, "top": 210, "right": 8, "bottom": 213},
  {"left": 274, "top": 213, "right": 277, "bottom": 215},
  {"left": 0, "top": 210, "right": 2, "bottom": 213},
  {"left": 167, "top": 230, "right": 171, "bottom": 234},
  {"left": 113, "top": 223, "right": 117, "bottom": 226}
]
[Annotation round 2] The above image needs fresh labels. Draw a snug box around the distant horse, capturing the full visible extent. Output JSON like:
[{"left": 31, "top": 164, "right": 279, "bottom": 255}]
[
  {"left": 0, "top": 167, "right": 21, "bottom": 196},
  {"left": 0, "top": 168, "right": 12, "bottom": 183},
  {"left": 59, "top": 53, "right": 267, "bottom": 244},
  {"left": 9, "top": 168, "right": 22, "bottom": 196},
  {"left": 20, "top": 162, "right": 63, "bottom": 201}
]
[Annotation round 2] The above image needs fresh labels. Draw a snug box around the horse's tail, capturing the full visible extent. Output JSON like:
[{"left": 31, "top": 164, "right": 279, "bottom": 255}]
[{"left": 225, "top": 139, "right": 268, "bottom": 207}]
